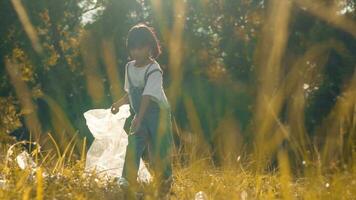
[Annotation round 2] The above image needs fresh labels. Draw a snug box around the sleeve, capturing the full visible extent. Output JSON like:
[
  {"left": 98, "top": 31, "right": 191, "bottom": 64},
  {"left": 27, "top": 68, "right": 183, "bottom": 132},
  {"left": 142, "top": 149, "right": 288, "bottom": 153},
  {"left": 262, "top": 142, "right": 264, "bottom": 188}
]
[
  {"left": 142, "top": 70, "right": 163, "bottom": 102},
  {"left": 124, "top": 63, "right": 129, "bottom": 92}
]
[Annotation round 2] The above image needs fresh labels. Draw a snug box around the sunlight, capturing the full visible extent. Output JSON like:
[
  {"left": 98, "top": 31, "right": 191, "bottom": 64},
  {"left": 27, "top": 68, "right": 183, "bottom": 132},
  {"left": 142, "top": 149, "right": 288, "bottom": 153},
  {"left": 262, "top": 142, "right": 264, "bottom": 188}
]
[
  {"left": 79, "top": 0, "right": 105, "bottom": 25},
  {"left": 1, "top": 0, "right": 356, "bottom": 199}
]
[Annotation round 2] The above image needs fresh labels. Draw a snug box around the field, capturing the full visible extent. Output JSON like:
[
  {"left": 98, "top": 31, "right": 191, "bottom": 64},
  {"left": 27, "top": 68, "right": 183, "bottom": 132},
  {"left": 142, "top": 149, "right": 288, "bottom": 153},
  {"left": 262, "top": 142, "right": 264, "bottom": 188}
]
[
  {"left": 1, "top": 0, "right": 355, "bottom": 199},
  {"left": 0, "top": 137, "right": 355, "bottom": 199}
]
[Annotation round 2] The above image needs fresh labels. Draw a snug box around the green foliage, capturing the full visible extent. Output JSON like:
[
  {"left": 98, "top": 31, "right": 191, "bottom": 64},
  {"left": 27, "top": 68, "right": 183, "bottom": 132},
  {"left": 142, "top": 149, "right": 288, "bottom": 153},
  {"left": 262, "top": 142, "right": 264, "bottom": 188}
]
[{"left": 0, "top": 97, "right": 20, "bottom": 144}]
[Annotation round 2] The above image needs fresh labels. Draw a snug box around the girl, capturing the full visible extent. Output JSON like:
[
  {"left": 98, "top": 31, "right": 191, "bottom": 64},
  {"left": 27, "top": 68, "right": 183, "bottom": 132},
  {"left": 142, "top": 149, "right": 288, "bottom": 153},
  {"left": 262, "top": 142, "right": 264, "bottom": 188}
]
[{"left": 111, "top": 23, "right": 173, "bottom": 196}]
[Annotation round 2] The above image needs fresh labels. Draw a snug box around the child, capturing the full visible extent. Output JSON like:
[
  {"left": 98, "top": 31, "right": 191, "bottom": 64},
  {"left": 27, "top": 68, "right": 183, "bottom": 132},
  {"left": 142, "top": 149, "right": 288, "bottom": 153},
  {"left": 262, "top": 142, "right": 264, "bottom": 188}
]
[{"left": 111, "top": 23, "right": 173, "bottom": 196}]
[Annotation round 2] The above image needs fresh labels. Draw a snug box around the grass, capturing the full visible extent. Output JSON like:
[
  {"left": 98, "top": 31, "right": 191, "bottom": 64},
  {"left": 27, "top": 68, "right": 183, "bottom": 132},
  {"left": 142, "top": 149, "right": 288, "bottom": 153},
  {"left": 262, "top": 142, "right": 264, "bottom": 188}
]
[
  {"left": 1, "top": 0, "right": 355, "bottom": 199},
  {"left": 0, "top": 137, "right": 355, "bottom": 200}
]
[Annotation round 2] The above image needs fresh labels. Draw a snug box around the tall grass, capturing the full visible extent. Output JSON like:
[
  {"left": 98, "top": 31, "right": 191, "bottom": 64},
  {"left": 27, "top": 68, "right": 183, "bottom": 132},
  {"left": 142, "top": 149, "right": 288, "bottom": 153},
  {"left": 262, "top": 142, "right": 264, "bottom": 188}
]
[
  {"left": 1, "top": 0, "right": 355, "bottom": 199},
  {"left": 1, "top": 133, "right": 355, "bottom": 199}
]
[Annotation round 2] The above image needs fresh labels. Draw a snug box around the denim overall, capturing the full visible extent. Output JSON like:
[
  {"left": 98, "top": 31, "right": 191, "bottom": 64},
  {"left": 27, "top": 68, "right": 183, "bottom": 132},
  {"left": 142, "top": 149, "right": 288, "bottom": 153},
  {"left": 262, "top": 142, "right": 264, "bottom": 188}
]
[{"left": 122, "top": 62, "right": 173, "bottom": 189}]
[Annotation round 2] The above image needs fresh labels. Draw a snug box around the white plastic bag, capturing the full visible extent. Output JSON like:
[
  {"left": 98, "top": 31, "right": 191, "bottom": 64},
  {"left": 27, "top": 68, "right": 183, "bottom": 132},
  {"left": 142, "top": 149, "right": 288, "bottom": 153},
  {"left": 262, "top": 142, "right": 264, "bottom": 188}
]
[
  {"left": 83, "top": 104, "right": 151, "bottom": 182},
  {"left": 15, "top": 151, "right": 36, "bottom": 170}
]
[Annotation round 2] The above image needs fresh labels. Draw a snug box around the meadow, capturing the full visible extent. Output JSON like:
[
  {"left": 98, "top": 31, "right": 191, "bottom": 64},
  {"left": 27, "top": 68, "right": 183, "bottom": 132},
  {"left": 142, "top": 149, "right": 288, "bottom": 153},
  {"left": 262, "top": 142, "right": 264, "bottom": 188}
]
[
  {"left": 0, "top": 135, "right": 355, "bottom": 199},
  {"left": 1, "top": 0, "right": 355, "bottom": 199}
]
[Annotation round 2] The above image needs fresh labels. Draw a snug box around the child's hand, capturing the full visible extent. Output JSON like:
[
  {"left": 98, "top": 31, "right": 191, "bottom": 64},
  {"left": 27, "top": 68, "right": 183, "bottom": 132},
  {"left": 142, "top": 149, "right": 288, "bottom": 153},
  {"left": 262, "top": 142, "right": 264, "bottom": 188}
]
[
  {"left": 111, "top": 101, "right": 121, "bottom": 114},
  {"left": 130, "top": 117, "right": 142, "bottom": 134}
]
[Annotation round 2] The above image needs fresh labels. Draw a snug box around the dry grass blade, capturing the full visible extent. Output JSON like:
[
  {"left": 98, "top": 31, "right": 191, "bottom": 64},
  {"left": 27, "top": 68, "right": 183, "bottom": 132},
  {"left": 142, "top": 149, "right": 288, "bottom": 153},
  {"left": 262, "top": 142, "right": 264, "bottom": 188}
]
[{"left": 10, "top": 0, "right": 42, "bottom": 53}]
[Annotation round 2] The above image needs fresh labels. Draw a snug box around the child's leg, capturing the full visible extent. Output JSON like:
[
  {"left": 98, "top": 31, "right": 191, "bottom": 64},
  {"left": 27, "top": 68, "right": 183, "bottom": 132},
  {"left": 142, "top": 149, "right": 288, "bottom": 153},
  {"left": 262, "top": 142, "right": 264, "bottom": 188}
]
[
  {"left": 146, "top": 135, "right": 173, "bottom": 180},
  {"left": 155, "top": 134, "right": 173, "bottom": 196},
  {"left": 121, "top": 123, "right": 148, "bottom": 188},
  {"left": 147, "top": 109, "right": 174, "bottom": 188}
]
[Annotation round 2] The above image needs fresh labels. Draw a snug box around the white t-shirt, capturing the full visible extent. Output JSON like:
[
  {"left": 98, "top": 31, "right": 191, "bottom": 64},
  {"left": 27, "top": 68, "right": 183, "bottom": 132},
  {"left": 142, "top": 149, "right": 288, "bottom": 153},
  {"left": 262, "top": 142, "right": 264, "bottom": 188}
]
[{"left": 124, "top": 60, "right": 170, "bottom": 108}]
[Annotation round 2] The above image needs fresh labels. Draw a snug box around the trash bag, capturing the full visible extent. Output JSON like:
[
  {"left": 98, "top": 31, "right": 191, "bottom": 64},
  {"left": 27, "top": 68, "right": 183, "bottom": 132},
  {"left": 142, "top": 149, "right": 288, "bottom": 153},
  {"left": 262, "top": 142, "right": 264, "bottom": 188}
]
[
  {"left": 16, "top": 151, "right": 36, "bottom": 170},
  {"left": 83, "top": 104, "right": 151, "bottom": 182}
]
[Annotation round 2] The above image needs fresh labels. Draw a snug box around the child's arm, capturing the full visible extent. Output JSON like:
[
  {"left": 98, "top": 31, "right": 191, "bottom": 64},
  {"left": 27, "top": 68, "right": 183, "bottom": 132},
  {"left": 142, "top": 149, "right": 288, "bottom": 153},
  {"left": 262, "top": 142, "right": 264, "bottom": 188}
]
[
  {"left": 115, "top": 93, "right": 129, "bottom": 106},
  {"left": 111, "top": 94, "right": 129, "bottom": 114}
]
